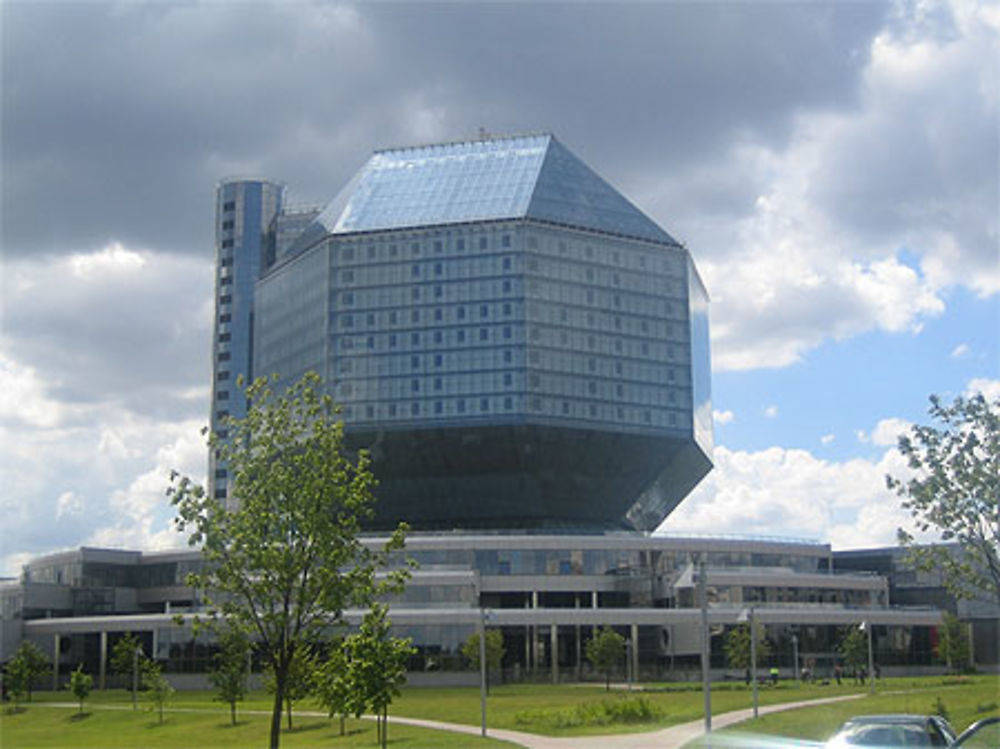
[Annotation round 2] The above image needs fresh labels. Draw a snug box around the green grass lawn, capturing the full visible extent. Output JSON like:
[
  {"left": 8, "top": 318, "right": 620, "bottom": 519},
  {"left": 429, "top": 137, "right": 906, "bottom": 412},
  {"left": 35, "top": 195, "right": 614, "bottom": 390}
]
[
  {"left": 683, "top": 674, "right": 1000, "bottom": 747},
  {"left": 3, "top": 675, "right": 997, "bottom": 747},
  {"left": 391, "top": 679, "right": 880, "bottom": 736},
  {"left": 0, "top": 691, "right": 514, "bottom": 749}
]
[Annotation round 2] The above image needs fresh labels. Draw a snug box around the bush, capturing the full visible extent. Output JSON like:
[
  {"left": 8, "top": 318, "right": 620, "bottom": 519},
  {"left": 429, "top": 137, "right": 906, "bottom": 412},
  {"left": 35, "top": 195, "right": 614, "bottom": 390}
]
[{"left": 514, "top": 696, "right": 663, "bottom": 729}]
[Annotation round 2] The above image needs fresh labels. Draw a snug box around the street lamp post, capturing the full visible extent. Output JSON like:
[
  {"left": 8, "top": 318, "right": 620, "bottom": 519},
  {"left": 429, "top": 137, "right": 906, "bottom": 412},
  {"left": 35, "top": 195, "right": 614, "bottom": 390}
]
[
  {"left": 749, "top": 608, "right": 758, "bottom": 719},
  {"left": 861, "top": 620, "right": 875, "bottom": 695},
  {"left": 739, "top": 607, "right": 758, "bottom": 719},
  {"left": 699, "top": 555, "right": 711, "bottom": 735},
  {"left": 479, "top": 608, "right": 490, "bottom": 737},
  {"left": 791, "top": 633, "right": 799, "bottom": 684},
  {"left": 132, "top": 646, "right": 140, "bottom": 711},
  {"left": 626, "top": 639, "right": 633, "bottom": 692}
]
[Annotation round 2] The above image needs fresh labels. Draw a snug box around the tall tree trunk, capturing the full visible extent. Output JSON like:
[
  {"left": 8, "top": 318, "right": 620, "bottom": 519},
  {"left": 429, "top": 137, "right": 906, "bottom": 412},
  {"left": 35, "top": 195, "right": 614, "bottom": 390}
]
[
  {"left": 230, "top": 701, "right": 236, "bottom": 726},
  {"left": 339, "top": 713, "right": 345, "bottom": 736},
  {"left": 269, "top": 683, "right": 283, "bottom": 749},
  {"left": 286, "top": 697, "right": 293, "bottom": 730},
  {"left": 382, "top": 704, "right": 388, "bottom": 749}
]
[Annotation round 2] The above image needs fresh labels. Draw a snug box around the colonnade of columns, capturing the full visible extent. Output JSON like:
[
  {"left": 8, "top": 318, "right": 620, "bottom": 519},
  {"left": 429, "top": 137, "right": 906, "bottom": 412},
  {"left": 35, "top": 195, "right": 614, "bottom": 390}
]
[{"left": 517, "top": 590, "right": 642, "bottom": 684}]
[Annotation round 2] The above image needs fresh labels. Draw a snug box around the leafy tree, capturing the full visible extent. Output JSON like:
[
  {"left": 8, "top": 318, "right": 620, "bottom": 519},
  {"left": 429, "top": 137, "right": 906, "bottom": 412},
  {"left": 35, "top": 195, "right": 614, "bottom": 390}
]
[
  {"left": 314, "top": 639, "right": 361, "bottom": 736},
  {"left": 208, "top": 628, "right": 251, "bottom": 725},
  {"left": 264, "top": 644, "right": 315, "bottom": 731},
  {"left": 141, "top": 660, "right": 174, "bottom": 725},
  {"left": 724, "top": 623, "right": 771, "bottom": 672},
  {"left": 5, "top": 654, "right": 30, "bottom": 709},
  {"left": 460, "top": 629, "right": 505, "bottom": 693},
  {"left": 585, "top": 627, "right": 625, "bottom": 691},
  {"left": 837, "top": 626, "right": 868, "bottom": 678},
  {"left": 346, "top": 604, "right": 414, "bottom": 749},
  {"left": 67, "top": 665, "right": 93, "bottom": 714},
  {"left": 889, "top": 393, "right": 1000, "bottom": 603},
  {"left": 169, "top": 372, "right": 409, "bottom": 749},
  {"left": 936, "top": 612, "right": 972, "bottom": 673},
  {"left": 10, "top": 641, "right": 48, "bottom": 703},
  {"left": 109, "top": 633, "right": 146, "bottom": 708}
]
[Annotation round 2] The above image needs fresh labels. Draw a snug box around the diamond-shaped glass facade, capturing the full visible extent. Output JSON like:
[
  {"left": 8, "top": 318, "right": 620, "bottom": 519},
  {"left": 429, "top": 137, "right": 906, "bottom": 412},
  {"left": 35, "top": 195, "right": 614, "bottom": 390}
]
[{"left": 255, "top": 135, "right": 712, "bottom": 531}]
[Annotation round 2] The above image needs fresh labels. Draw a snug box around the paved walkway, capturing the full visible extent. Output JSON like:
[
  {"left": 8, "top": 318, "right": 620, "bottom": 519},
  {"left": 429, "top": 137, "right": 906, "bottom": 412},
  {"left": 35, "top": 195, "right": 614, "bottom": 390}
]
[
  {"left": 30, "top": 692, "right": 863, "bottom": 748},
  {"left": 383, "top": 693, "right": 863, "bottom": 748}
]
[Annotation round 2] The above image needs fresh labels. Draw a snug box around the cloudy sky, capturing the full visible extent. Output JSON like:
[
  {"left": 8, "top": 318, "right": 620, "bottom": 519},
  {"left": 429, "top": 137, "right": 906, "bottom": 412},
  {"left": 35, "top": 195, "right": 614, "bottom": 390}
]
[{"left": 1, "top": 0, "right": 997, "bottom": 576}]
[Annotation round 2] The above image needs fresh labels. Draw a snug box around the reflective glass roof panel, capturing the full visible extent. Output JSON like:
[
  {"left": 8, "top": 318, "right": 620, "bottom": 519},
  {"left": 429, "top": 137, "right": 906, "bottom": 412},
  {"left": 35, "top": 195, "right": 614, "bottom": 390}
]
[
  {"left": 289, "top": 134, "right": 678, "bottom": 253},
  {"left": 320, "top": 135, "right": 549, "bottom": 234},
  {"left": 526, "top": 139, "right": 676, "bottom": 244}
]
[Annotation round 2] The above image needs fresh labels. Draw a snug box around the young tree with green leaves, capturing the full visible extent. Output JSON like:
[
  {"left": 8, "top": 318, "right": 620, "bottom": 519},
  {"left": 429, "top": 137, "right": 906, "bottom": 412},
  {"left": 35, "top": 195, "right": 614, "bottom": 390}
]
[
  {"left": 937, "top": 612, "right": 972, "bottom": 673},
  {"left": 169, "top": 372, "right": 409, "bottom": 749},
  {"left": 585, "top": 627, "right": 626, "bottom": 691},
  {"left": 837, "top": 626, "right": 868, "bottom": 681},
  {"left": 315, "top": 639, "right": 361, "bottom": 736},
  {"left": 346, "top": 604, "right": 414, "bottom": 749},
  {"left": 460, "top": 629, "right": 505, "bottom": 693},
  {"left": 723, "top": 623, "right": 771, "bottom": 672},
  {"left": 5, "top": 654, "right": 30, "bottom": 709},
  {"left": 67, "top": 665, "right": 93, "bottom": 714},
  {"left": 109, "top": 633, "right": 146, "bottom": 708},
  {"left": 141, "top": 660, "right": 174, "bottom": 725},
  {"left": 889, "top": 393, "right": 1000, "bottom": 604},
  {"left": 10, "top": 641, "right": 48, "bottom": 703},
  {"left": 208, "top": 628, "right": 251, "bottom": 725}
]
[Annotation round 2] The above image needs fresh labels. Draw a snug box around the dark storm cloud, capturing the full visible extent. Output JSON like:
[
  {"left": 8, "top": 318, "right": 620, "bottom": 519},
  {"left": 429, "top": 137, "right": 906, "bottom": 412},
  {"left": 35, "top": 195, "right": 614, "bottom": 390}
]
[
  {"left": 2, "top": 1, "right": 886, "bottom": 258},
  {"left": 2, "top": 247, "right": 213, "bottom": 419}
]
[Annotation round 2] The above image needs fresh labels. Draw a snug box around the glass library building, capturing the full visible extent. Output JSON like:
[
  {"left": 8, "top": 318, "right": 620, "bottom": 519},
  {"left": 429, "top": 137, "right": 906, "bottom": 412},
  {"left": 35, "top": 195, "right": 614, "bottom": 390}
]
[{"left": 4, "top": 135, "right": 988, "bottom": 686}]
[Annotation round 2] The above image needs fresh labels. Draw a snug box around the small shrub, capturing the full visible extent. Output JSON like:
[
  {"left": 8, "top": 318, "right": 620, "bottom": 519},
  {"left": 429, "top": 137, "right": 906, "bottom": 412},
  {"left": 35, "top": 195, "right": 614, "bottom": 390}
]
[
  {"left": 514, "top": 696, "right": 663, "bottom": 729},
  {"left": 976, "top": 701, "right": 998, "bottom": 713}
]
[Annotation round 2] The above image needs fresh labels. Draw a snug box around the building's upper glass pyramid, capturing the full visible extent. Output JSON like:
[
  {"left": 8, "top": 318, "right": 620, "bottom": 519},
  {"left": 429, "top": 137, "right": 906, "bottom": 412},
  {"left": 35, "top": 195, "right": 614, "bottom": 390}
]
[{"left": 295, "top": 134, "right": 676, "bottom": 252}]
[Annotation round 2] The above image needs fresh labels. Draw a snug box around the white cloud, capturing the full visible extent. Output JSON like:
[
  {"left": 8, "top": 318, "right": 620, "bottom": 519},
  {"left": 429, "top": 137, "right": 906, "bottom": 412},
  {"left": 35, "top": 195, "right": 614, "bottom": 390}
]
[
  {"left": 1, "top": 242, "right": 212, "bottom": 417},
  {"left": 55, "top": 491, "right": 83, "bottom": 520},
  {"left": 88, "top": 424, "right": 204, "bottom": 552},
  {"left": 713, "top": 409, "right": 734, "bottom": 425},
  {"left": 821, "top": 434, "right": 836, "bottom": 445},
  {"left": 660, "top": 443, "right": 932, "bottom": 548},
  {"left": 0, "top": 354, "right": 72, "bottom": 428},
  {"left": 68, "top": 241, "right": 147, "bottom": 278},
  {"left": 764, "top": 405, "right": 779, "bottom": 419},
  {"left": 870, "top": 417, "right": 912, "bottom": 447},
  {"left": 950, "top": 343, "right": 970, "bottom": 358},
  {"left": 966, "top": 377, "right": 1000, "bottom": 401},
  {"left": 693, "top": 0, "right": 996, "bottom": 372}
]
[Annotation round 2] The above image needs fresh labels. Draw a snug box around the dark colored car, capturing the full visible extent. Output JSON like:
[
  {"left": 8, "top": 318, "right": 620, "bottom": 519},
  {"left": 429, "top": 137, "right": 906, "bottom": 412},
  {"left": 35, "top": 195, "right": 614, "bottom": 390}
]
[
  {"left": 825, "top": 714, "right": 957, "bottom": 747},
  {"left": 951, "top": 717, "right": 1000, "bottom": 747}
]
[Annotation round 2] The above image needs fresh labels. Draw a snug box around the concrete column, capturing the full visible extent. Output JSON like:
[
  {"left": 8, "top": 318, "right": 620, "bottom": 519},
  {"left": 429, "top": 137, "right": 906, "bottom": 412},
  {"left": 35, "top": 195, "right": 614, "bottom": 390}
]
[
  {"left": 99, "top": 630, "right": 108, "bottom": 689},
  {"left": 52, "top": 634, "right": 60, "bottom": 690},
  {"left": 631, "top": 623, "right": 639, "bottom": 682},
  {"left": 575, "top": 595, "right": 582, "bottom": 680},
  {"left": 550, "top": 624, "right": 559, "bottom": 684},
  {"left": 524, "top": 592, "right": 531, "bottom": 672},
  {"left": 530, "top": 591, "right": 539, "bottom": 673},
  {"left": 591, "top": 590, "right": 599, "bottom": 638}
]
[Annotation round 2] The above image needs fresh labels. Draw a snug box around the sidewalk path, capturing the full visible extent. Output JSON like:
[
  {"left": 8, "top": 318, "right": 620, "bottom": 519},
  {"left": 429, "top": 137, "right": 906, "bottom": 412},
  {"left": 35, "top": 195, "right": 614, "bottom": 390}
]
[{"left": 383, "top": 692, "right": 864, "bottom": 749}]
